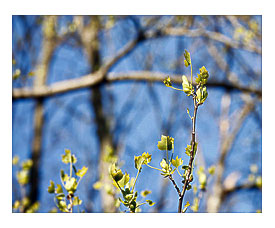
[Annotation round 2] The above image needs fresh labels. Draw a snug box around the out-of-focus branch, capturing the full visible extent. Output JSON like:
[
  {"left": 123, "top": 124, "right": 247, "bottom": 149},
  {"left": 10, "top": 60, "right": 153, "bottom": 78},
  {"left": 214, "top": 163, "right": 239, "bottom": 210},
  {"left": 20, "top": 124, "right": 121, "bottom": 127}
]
[
  {"left": 206, "top": 94, "right": 255, "bottom": 212},
  {"left": 158, "top": 27, "right": 261, "bottom": 54},
  {"left": 221, "top": 182, "right": 260, "bottom": 200},
  {"left": 13, "top": 71, "right": 262, "bottom": 99}
]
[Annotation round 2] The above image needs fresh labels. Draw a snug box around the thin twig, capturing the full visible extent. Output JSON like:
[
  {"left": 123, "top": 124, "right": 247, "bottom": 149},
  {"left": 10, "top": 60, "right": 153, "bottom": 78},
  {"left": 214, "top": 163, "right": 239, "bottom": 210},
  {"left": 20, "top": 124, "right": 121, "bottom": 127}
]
[
  {"left": 178, "top": 93, "right": 199, "bottom": 213},
  {"left": 168, "top": 175, "right": 181, "bottom": 197}
]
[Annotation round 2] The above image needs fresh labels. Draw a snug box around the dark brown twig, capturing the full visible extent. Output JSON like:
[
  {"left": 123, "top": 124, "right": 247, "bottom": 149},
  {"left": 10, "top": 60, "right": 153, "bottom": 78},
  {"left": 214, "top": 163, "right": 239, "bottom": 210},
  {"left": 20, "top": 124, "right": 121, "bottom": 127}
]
[{"left": 178, "top": 92, "right": 199, "bottom": 213}]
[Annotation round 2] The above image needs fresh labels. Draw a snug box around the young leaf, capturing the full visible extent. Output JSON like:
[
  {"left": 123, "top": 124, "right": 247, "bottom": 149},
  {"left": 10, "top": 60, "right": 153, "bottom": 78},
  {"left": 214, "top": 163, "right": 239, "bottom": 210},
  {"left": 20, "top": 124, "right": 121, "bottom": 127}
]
[
  {"left": 110, "top": 164, "right": 124, "bottom": 182},
  {"left": 93, "top": 181, "right": 103, "bottom": 190},
  {"left": 208, "top": 165, "right": 215, "bottom": 175},
  {"left": 76, "top": 166, "right": 88, "bottom": 178},
  {"left": 141, "top": 190, "right": 152, "bottom": 197},
  {"left": 160, "top": 159, "right": 169, "bottom": 170},
  {"left": 185, "top": 142, "right": 198, "bottom": 156},
  {"left": 171, "top": 156, "right": 183, "bottom": 168},
  {"left": 47, "top": 180, "right": 55, "bottom": 194},
  {"left": 185, "top": 144, "right": 192, "bottom": 156},
  {"left": 183, "top": 50, "right": 191, "bottom": 67},
  {"left": 146, "top": 200, "right": 155, "bottom": 206},
  {"left": 57, "top": 200, "right": 68, "bottom": 212},
  {"left": 62, "top": 149, "right": 77, "bottom": 164},
  {"left": 117, "top": 173, "right": 130, "bottom": 189},
  {"left": 163, "top": 76, "right": 172, "bottom": 87},
  {"left": 182, "top": 201, "right": 190, "bottom": 213},
  {"left": 157, "top": 135, "right": 174, "bottom": 151},
  {"left": 12, "top": 155, "right": 19, "bottom": 166},
  {"left": 196, "top": 66, "right": 209, "bottom": 85},
  {"left": 134, "top": 156, "right": 145, "bottom": 171},
  {"left": 182, "top": 75, "right": 193, "bottom": 96},
  {"left": 72, "top": 196, "right": 82, "bottom": 206},
  {"left": 196, "top": 86, "right": 208, "bottom": 105},
  {"left": 64, "top": 177, "right": 78, "bottom": 194},
  {"left": 55, "top": 184, "right": 63, "bottom": 194},
  {"left": 22, "top": 159, "right": 33, "bottom": 170},
  {"left": 16, "top": 170, "right": 29, "bottom": 185},
  {"left": 141, "top": 152, "right": 152, "bottom": 164}
]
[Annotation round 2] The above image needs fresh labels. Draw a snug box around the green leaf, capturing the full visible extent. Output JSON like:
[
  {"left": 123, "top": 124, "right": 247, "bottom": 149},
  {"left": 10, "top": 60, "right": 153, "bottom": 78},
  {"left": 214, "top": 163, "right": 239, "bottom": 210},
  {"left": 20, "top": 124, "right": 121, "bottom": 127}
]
[
  {"left": 255, "top": 176, "right": 262, "bottom": 188},
  {"left": 76, "top": 166, "right": 88, "bottom": 178},
  {"left": 93, "top": 181, "right": 102, "bottom": 190},
  {"left": 62, "top": 149, "right": 77, "bottom": 164},
  {"left": 13, "top": 200, "right": 20, "bottom": 210},
  {"left": 171, "top": 156, "right": 183, "bottom": 168},
  {"left": 64, "top": 177, "right": 78, "bottom": 194},
  {"left": 16, "top": 170, "right": 29, "bottom": 185},
  {"left": 134, "top": 156, "right": 145, "bottom": 171},
  {"left": 183, "top": 50, "right": 191, "bottom": 67},
  {"left": 182, "top": 165, "right": 189, "bottom": 170},
  {"left": 55, "top": 184, "right": 63, "bottom": 194},
  {"left": 12, "top": 155, "right": 19, "bottom": 166},
  {"left": 22, "top": 159, "right": 33, "bottom": 170},
  {"left": 141, "top": 190, "right": 152, "bottom": 197},
  {"left": 182, "top": 75, "right": 193, "bottom": 96},
  {"left": 163, "top": 76, "right": 172, "bottom": 87},
  {"left": 146, "top": 200, "right": 155, "bottom": 206},
  {"left": 60, "top": 170, "right": 69, "bottom": 183},
  {"left": 196, "top": 66, "right": 209, "bottom": 85},
  {"left": 57, "top": 200, "right": 68, "bottom": 212},
  {"left": 141, "top": 152, "right": 152, "bottom": 164},
  {"left": 47, "top": 180, "right": 55, "bottom": 194},
  {"left": 117, "top": 173, "right": 130, "bottom": 189},
  {"left": 160, "top": 159, "right": 174, "bottom": 176},
  {"left": 160, "top": 159, "right": 168, "bottom": 170},
  {"left": 72, "top": 196, "right": 82, "bottom": 206},
  {"left": 196, "top": 86, "right": 208, "bottom": 105},
  {"left": 110, "top": 163, "right": 124, "bottom": 182},
  {"left": 182, "top": 201, "right": 190, "bottom": 213},
  {"left": 157, "top": 135, "right": 174, "bottom": 151},
  {"left": 185, "top": 142, "right": 198, "bottom": 156},
  {"left": 208, "top": 165, "right": 215, "bottom": 175}
]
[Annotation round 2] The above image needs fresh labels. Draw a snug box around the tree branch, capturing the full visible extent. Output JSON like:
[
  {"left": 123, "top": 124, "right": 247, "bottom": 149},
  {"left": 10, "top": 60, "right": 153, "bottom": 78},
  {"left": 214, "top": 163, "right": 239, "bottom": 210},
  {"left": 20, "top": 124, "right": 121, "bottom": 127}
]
[{"left": 12, "top": 71, "right": 262, "bottom": 99}]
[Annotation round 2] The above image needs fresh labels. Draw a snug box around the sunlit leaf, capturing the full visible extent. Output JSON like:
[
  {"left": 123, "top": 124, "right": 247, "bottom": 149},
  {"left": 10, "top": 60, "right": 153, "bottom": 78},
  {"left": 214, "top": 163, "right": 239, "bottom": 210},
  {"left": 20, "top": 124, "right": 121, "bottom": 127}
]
[
  {"left": 62, "top": 149, "right": 77, "bottom": 164},
  {"left": 163, "top": 76, "right": 172, "bottom": 87},
  {"left": 134, "top": 156, "right": 145, "bottom": 171},
  {"left": 47, "top": 180, "right": 55, "bottom": 194},
  {"left": 146, "top": 200, "right": 155, "bottom": 206},
  {"left": 76, "top": 166, "right": 88, "bottom": 178},
  {"left": 64, "top": 177, "right": 78, "bottom": 194},
  {"left": 183, "top": 50, "right": 191, "bottom": 67},
  {"left": 141, "top": 190, "right": 152, "bottom": 197},
  {"left": 157, "top": 135, "right": 174, "bottom": 151},
  {"left": 171, "top": 156, "right": 183, "bottom": 168},
  {"left": 182, "top": 75, "right": 193, "bottom": 96},
  {"left": 110, "top": 163, "right": 124, "bottom": 182},
  {"left": 12, "top": 155, "right": 19, "bottom": 166},
  {"left": 72, "top": 196, "right": 82, "bottom": 206}
]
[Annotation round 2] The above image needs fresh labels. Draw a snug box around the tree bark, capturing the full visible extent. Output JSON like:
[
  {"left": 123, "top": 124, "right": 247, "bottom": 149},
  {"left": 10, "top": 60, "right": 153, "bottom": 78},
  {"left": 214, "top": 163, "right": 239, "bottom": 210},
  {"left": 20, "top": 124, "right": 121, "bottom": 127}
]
[
  {"left": 78, "top": 16, "right": 116, "bottom": 212},
  {"left": 28, "top": 16, "right": 57, "bottom": 208}
]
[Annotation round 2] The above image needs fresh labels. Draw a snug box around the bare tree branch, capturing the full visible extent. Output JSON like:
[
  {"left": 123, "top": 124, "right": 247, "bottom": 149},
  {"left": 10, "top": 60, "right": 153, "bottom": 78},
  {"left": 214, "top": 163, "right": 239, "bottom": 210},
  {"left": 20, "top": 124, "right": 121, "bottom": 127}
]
[{"left": 13, "top": 71, "right": 262, "bottom": 99}]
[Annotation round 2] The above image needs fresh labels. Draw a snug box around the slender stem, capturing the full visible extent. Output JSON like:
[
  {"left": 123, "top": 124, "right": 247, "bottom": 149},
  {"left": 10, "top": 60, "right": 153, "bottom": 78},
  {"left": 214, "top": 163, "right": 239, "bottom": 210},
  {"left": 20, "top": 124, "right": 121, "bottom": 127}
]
[
  {"left": 170, "top": 86, "right": 184, "bottom": 91},
  {"left": 132, "top": 170, "right": 140, "bottom": 192},
  {"left": 70, "top": 159, "right": 72, "bottom": 178},
  {"left": 166, "top": 149, "right": 169, "bottom": 164},
  {"left": 178, "top": 94, "right": 198, "bottom": 213},
  {"left": 190, "top": 62, "right": 193, "bottom": 85},
  {"left": 169, "top": 146, "right": 175, "bottom": 167},
  {"left": 168, "top": 175, "right": 181, "bottom": 197},
  {"left": 176, "top": 168, "right": 182, "bottom": 177},
  {"left": 146, "top": 164, "right": 163, "bottom": 171}
]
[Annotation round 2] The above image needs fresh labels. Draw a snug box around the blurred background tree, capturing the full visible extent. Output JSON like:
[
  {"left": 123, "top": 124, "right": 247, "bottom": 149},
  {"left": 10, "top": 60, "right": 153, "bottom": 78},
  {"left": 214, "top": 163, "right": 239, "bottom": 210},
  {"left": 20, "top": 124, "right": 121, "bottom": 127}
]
[{"left": 12, "top": 15, "right": 261, "bottom": 213}]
